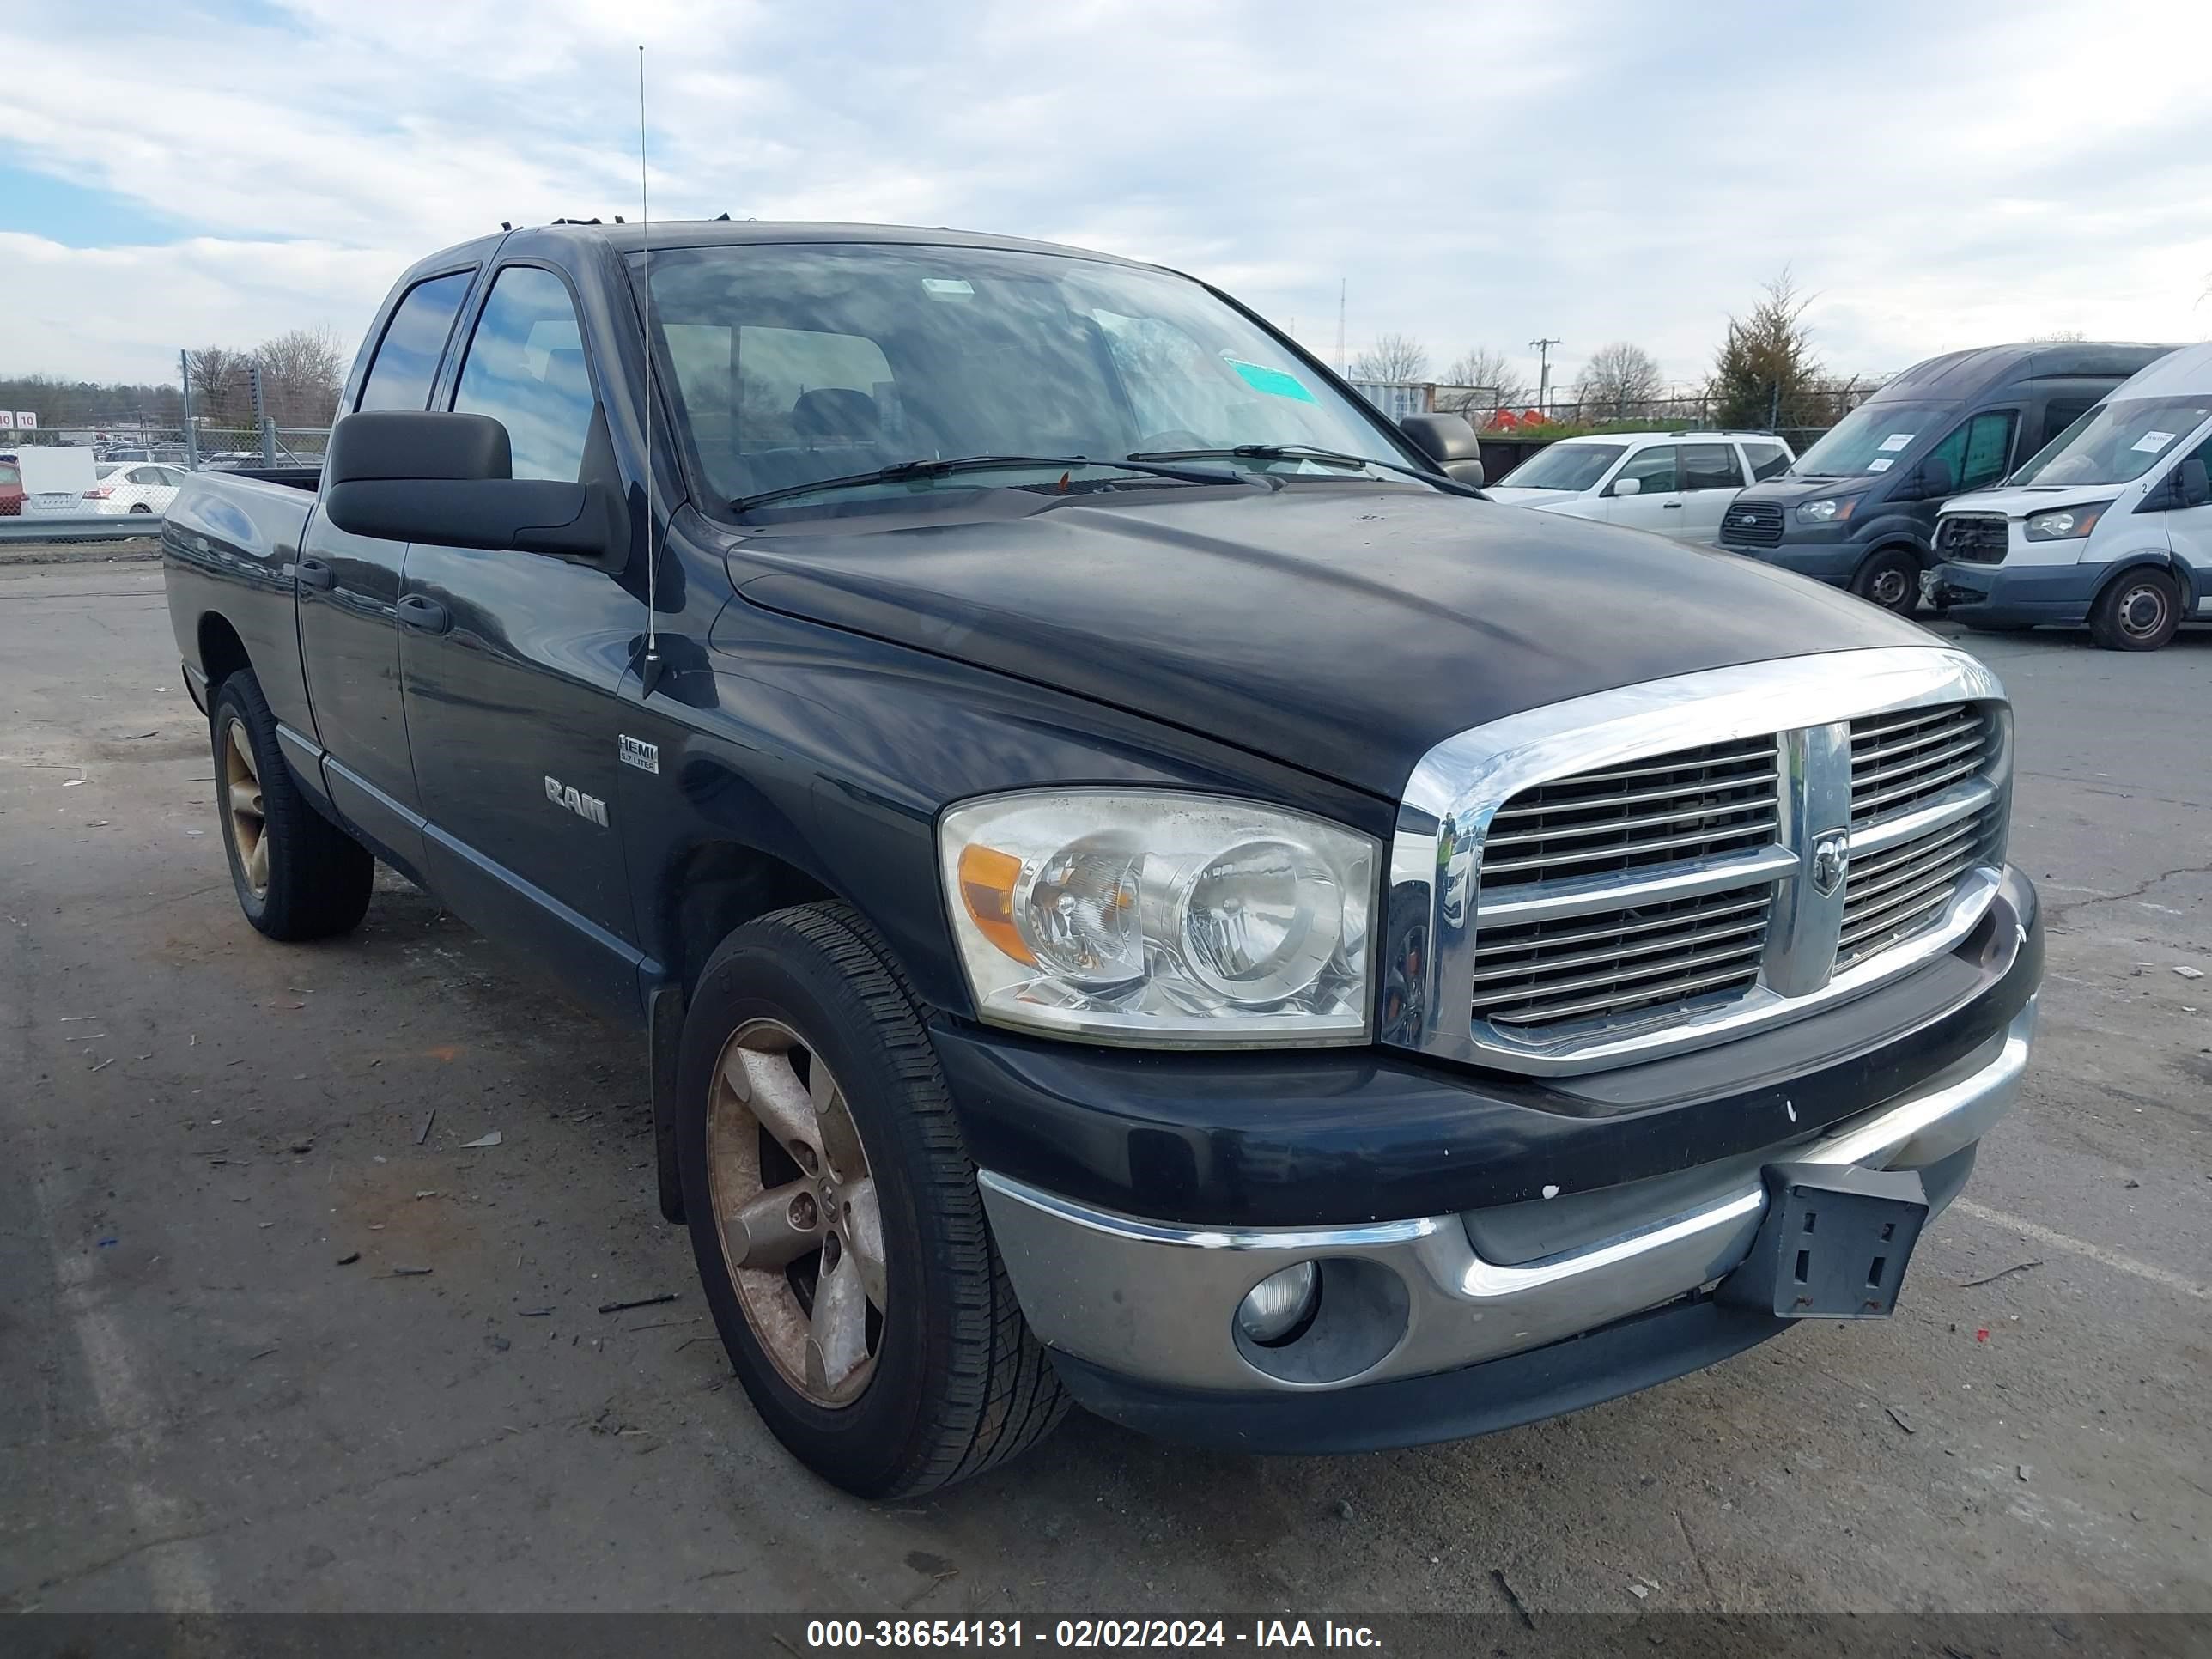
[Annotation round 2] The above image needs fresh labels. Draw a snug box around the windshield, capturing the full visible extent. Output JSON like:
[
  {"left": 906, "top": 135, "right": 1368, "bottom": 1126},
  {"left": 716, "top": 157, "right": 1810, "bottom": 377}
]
[
  {"left": 638, "top": 243, "right": 1414, "bottom": 514},
  {"left": 1790, "top": 401, "right": 1954, "bottom": 477},
  {"left": 2008, "top": 395, "right": 2212, "bottom": 488},
  {"left": 1495, "top": 443, "right": 1625, "bottom": 491}
]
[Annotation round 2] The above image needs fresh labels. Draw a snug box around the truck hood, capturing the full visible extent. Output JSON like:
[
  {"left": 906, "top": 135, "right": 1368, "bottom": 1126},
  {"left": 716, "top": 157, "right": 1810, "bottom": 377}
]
[
  {"left": 1479, "top": 486, "right": 1583, "bottom": 509},
  {"left": 1937, "top": 483, "right": 2125, "bottom": 519},
  {"left": 726, "top": 484, "right": 1930, "bottom": 799},
  {"left": 1735, "top": 474, "right": 1885, "bottom": 508}
]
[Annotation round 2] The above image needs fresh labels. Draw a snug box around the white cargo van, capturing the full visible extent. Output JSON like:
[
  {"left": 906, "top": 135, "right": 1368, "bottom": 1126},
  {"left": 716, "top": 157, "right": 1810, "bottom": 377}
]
[{"left": 1928, "top": 344, "right": 2212, "bottom": 650}]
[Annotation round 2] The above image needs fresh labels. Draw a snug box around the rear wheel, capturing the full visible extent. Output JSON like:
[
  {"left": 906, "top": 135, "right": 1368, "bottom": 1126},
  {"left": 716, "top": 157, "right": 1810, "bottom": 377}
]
[
  {"left": 1851, "top": 546, "right": 1921, "bottom": 614},
  {"left": 209, "top": 671, "right": 374, "bottom": 939},
  {"left": 129, "top": 502, "right": 152, "bottom": 514},
  {"left": 2088, "top": 568, "right": 2180, "bottom": 652},
  {"left": 678, "top": 902, "right": 1067, "bottom": 1496}
]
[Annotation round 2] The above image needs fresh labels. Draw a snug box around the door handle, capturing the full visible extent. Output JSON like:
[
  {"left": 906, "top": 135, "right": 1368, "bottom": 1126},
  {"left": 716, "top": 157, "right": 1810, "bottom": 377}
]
[
  {"left": 398, "top": 594, "right": 451, "bottom": 634},
  {"left": 295, "top": 556, "right": 336, "bottom": 590},
  {"left": 1662, "top": 501, "right": 1683, "bottom": 509}
]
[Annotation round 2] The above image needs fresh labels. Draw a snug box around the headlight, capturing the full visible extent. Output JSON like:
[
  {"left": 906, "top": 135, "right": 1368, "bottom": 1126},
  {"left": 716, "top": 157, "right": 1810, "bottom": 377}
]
[
  {"left": 939, "top": 791, "right": 1376, "bottom": 1046},
  {"left": 1796, "top": 496, "right": 1860, "bottom": 523},
  {"left": 2024, "top": 501, "right": 2113, "bottom": 541}
]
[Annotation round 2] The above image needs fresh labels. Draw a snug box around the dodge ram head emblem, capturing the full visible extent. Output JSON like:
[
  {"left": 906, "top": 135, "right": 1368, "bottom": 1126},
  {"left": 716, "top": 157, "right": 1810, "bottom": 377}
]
[{"left": 1811, "top": 831, "right": 1849, "bottom": 897}]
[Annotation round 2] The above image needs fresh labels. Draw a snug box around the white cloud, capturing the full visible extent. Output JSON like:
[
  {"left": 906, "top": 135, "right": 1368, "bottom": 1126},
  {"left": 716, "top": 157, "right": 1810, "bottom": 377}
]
[{"left": 2, "top": 0, "right": 2208, "bottom": 387}]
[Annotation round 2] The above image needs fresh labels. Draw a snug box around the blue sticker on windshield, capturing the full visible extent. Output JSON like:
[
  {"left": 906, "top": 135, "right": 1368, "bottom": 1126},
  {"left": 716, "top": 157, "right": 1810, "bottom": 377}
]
[{"left": 1225, "top": 358, "right": 1316, "bottom": 403}]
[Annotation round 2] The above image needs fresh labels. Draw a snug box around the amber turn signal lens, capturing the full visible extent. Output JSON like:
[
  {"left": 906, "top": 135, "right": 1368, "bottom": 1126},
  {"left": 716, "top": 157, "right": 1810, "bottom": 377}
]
[{"left": 957, "top": 843, "right": 1034, "bottom": 964}]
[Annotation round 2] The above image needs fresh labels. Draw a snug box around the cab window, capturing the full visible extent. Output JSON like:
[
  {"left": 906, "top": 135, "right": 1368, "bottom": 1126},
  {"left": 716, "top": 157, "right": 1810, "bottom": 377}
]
[
  {"left": 1613, "top": 446, "right": 1679, "bottom": 494},
  {"left": 1923, "top": 410, "right": 2017, "bottom": 493},
  {"left": 452, "top": 266, "right": 598, "bottom": 483},
  {"left": 1679, "top": 443, "right": 1743, "bottom": 491},
  {"left": 357, "top": 270, "right": 474, "bottom": 413}
]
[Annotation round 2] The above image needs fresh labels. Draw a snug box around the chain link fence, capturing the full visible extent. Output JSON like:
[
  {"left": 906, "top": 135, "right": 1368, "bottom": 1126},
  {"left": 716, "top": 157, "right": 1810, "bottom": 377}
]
[{"left": 1362, "top": 378, "right": 1891, "bottom": 444}]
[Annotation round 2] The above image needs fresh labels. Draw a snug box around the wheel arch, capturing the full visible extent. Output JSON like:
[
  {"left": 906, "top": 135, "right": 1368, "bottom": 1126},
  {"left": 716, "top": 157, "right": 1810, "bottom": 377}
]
[
  {"left": 198, "top": 611, "right": 252, "bottom": 697},
  {"left": 2089, "top": 550, "right": 2193, "bottom": 613}
]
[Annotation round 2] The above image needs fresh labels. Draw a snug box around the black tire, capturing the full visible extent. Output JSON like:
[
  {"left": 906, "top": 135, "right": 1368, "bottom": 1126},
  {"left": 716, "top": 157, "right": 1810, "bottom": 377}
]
[
  {"left": 1851, "top": 546, "right": 1921, "bottom": 614},
  {"left": 677, "top": 902, "right": 1068, "bottom": 1496},
  {"left": 2088, "top": 567, "right": 2181, "bottom": 652},
  {"left": 209, "top": 670, "right": 374, "bottom": 940},
  {"left": 130, "top": 502, "right": 152, "bottom": 514}
]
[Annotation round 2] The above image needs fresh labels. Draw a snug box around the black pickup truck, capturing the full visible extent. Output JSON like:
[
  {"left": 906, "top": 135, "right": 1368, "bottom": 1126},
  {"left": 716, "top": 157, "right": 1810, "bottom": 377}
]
[{"left": 165, "top": 221, "right": 2041, "bottom": 1498}]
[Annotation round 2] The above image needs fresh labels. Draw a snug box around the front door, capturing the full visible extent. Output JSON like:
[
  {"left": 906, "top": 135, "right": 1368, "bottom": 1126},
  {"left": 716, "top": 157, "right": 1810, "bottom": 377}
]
[
  {"left": 295, "top": 265, "right": 478, "bottom": 873},
  {"left": 1603, "top": 444, "right": 1682, "bottom": 532},
  {"left": 397, "top": 261, "right": 645, "bottom": 1016},
  {"left": 2162, "top": 432, "right": 2212, "bottom": 624}
]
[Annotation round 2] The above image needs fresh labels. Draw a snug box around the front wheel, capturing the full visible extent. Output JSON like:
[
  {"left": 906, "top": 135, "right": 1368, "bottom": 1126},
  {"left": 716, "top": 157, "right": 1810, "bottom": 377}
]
[
  {"left": 677, "top": 902, "right": 1067, "bottom": 1496},
  {"left": 2088, "top": 568, "right": 2181, "bottom": 652},
  {"left": 1851, "top": 546, "right": 1921, "bottom": 615}
]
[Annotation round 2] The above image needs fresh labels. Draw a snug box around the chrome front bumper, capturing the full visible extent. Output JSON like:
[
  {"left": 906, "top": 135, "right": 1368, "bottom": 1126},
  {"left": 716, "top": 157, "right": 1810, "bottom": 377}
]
[{"left": 979, "top": 1000, "right": 2035, "bottom": 1395}]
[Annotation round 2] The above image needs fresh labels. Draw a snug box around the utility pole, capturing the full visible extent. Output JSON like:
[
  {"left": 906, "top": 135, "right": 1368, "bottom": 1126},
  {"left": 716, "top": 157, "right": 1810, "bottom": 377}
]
[
  {"left": 1335, "top": 279, "right": 1347, "bottom": 376},
  {"left": 1528, "top": 337, "right": 1560, "bottom": 416},
  {"left": 179, "top": 349, "right": 199, "bottom": 471}
]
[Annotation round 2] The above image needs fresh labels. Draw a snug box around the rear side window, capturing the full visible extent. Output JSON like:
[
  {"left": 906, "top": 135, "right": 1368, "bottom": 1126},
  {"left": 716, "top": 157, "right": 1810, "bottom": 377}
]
[
  {"left": 0, "top": 462, "right": 19, "bottom": 490},
  {"left": 1740, "top": 441, "right": 1790, "bottom": 481},
  {"left": 1615, "top": 446, "right": 1679, "bottom": 494},
  {"left": 357, "top": 270, "right": 475, "bottom": 412},
  {"left": 2039, "top": 401, "right": 2093, "bottom": 451},
  {"left": 1679, "top": 443, "right": 1743, "bottom": 490},
  {"left": 452, "top": 265, "right": 598, "bottom": 483}
]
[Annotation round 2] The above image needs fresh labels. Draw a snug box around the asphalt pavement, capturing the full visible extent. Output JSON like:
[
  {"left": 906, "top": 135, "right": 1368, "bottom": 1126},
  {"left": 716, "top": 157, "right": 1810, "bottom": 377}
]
[{"left": 3, "top": 561, "right": 2206, "bottom": 1618}]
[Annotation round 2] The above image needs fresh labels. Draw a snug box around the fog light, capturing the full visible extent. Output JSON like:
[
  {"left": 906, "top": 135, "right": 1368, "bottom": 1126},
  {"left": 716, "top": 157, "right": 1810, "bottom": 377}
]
[{"left": 1236, "top": 1262, "right": 1321, "bottom": 1346}]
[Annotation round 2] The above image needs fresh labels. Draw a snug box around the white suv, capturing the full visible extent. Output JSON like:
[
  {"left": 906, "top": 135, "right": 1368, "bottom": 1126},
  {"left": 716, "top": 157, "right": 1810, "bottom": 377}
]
[{"left": 1487, "top": 431, "right": 1795, "bottom": 541}]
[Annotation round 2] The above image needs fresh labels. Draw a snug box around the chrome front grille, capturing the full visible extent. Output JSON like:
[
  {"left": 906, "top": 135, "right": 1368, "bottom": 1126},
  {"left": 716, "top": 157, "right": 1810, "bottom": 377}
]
[
  {"left": 1479, "top": 738, "right": 1781, "bottom": 891},
  {"left": 1850, "top": 704, "right": 1992, "bottom": 826},
  {"left": 1389, "top": 648, "right": 2015, "bottom": 1074},
  {"left": 1469, "top": 886, "right": 1773, "bottom": 1027},
  {"left": 1836, "top": 807, "right": 1997, "bottom": 970}
]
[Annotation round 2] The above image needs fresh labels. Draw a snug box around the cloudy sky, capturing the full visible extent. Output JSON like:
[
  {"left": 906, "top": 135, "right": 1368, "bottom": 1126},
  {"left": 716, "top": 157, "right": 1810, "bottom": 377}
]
[{"left": 5, "top": 0, "right": 2209, "bottom": 393}]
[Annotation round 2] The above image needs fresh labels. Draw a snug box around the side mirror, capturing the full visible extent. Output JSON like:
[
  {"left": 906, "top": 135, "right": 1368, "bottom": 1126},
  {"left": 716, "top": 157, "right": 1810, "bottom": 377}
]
[
  {"left": 323, "top": 410, "right": 624, "bottom": 563},
  {"left": 1399, "top": 413, "right": 1484, "bottom": 485},
  {"left": 2172, "top": 457, "right": 2209, "bottom": 509},
  {"left": 1610, "top": 475, "right": 1642, "bottom": 498},
  {"left": 1913, "top": 457, "right": 1956, "bottom": 500}
]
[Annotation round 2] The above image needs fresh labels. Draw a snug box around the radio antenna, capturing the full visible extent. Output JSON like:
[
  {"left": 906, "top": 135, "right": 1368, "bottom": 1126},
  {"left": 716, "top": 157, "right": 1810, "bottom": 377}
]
[{"left": 638, "top": 43, "right": 662, "bottom": 696}]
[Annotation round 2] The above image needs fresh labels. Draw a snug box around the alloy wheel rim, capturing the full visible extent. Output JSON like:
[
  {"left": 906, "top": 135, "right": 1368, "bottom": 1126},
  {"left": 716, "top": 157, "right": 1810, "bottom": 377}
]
[
  {"left": 707, "top": 1018, "right": 886, "bottom": 1407},
  {"left": 223, "top": 719, "right": 269, "bottom": 897},
  {"left": 2119, "top": 584, "right": 2166, "bottom": 639}
]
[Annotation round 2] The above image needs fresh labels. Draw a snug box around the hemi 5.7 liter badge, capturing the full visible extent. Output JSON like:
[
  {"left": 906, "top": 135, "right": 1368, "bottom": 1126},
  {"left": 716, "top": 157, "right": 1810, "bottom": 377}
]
[{"left": 619, "top": 734, "right": 660, "bottom": 775}]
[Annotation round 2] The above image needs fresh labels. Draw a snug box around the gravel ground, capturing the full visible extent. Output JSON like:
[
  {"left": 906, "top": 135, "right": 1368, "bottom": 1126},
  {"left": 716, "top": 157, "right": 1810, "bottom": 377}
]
[{"left": 2, "top": 562, "right": 2206, "bottom": 1620}]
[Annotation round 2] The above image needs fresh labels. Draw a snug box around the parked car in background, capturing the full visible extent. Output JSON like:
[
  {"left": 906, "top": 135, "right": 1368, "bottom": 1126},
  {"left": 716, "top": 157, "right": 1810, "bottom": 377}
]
[
  {"left": 0, "top": 455, "right": 22, "bottom": 516},
  {"left": 1485, "top": 431, "right": 1794, "bottom": 541},
  {"left": 88, "top": 461, "right": 188, "bottom": 516},
  {"left": 1719, "top": 343, "right": 2176, "bottom": 613},
  {"left": 1927, "top": 343, "right": 2212, "bottom": 650},
  {"left": 1, "top": 447, "right": 98, "bottom": 516},
  {"left": 200, "top": 452, "right": 266, "bottom": 471},
  {"left": 99, "top": 446, "right": 155, "bottom": 463}
]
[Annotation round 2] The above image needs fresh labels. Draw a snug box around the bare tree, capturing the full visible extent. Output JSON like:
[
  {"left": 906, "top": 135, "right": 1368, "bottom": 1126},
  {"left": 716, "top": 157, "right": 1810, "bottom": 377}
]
[
  {"left": 1573, "top": 341, "right": 1662, "bottom": 419},
  {"left": 1437, "top": 347, "right": 1529, "bottom": 417},
  {"left": 1350, "top": 332, "right": 1429, "bottom": 384},
  {"left": 187, "top": 346, "right": 249, "bottom": 422},
  {"left": 255, "top": 325, "right": 348, "bottom": 426}
]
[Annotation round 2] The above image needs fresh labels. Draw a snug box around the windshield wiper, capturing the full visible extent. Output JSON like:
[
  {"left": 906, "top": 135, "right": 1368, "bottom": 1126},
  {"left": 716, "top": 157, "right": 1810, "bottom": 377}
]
[
  {"left": 1127, "top": 443, "right": 1480, "bottom": 495},
  {"left": 732, "top": 453, "right": 1245, "bottom": 513}
]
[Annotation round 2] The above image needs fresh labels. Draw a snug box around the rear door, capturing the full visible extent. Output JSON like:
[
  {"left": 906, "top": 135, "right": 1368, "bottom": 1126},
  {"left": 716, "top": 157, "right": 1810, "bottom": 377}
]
[
  {"left": 296, "top": 264, "right": 478, "bottom": 874},
  {"left": 397, "top": 260, "right": 645, "bottom": 1014},
  {"left": 1602, "top": 443, "right": 1682, "bottom": 532},
  {"left": 1675, "top": 441, "right": 1747, "bottom": 539}
]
